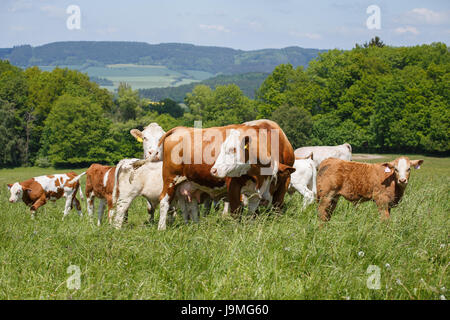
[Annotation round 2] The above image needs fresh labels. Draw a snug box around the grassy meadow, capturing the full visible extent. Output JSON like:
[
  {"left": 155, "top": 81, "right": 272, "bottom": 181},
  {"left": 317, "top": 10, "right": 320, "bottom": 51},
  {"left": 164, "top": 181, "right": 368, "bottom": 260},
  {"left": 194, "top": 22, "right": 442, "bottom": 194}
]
[
  {"left": 38, "top": 64, "right": 214, "bottom": 91},
  {"left": 0, "top": 154, "right": 448, "bottom": 300}
]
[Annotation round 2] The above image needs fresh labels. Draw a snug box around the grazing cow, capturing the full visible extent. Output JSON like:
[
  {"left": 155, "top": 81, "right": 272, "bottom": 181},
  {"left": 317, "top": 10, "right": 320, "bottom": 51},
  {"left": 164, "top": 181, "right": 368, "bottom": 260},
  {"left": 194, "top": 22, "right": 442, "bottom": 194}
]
[
  {"left": 294, "top": 143, "right": 352, "bottom": 168},
  {"left": 7, "top": 172, "right": 85, "bottom": 219},
  {"left": 85, "top": 164, "right": 116, "bottom": 226},
  {"left": 289, "top": 152, "right": 317, "bottom": 209},
  {"left": 210, "top": 119, "right": 295, "bottom": 215},
  {"left": 316, "top": 157, "right": 423, "bottom": 221}
]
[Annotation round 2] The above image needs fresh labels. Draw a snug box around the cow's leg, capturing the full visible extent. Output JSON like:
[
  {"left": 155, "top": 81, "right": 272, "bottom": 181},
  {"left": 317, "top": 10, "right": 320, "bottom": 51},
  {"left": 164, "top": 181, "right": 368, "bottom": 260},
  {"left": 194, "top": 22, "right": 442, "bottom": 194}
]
[
  {"left": 72, "top": 193, "right": 82, "bottom": 216},
  {"left": 292, "top": 182, "right": 315, "bottom": 209},
  {"left": 188, "top": 200, "right": 199, "bottom": 223},
  {"left": 318, "top": 195, "right": 338, "bottom": 221},
  {"left": 113, "top": 195, "right": 135, "bottom": 229},
  {"left": 106, "top": 196, "right": 115, "bottom": 224},
  {"left": 97, "top": 199, "right": 106, "bottom": 226},
  {"left": 86, "top": 191, "right": 95, "bottom": 221},
  {"left": 62, "top": 190, "right": 76, "bottom": 220},
  {"left": 376, "top": 201, "right": 391, "bottom": 220},
  {"left": 158, "top": 184, "right": 176, "bottom": 230},
  {"left": 145, "top": 200, "right": 154, "bottom": 224},
  {"left": 247, "top": 196, "right": 261, "bottom": 216},
  {"left": 271, "top": 175, "right": 291, "bottom": 209},
  {"left": 202, "top": 196, "right": 212, "bottom": 217},
  {"left": 30, "top": 196, "right": 47, "bottom": 219},
  {"left": 227, "top": 179, "right": 243, "bottom": 218}
]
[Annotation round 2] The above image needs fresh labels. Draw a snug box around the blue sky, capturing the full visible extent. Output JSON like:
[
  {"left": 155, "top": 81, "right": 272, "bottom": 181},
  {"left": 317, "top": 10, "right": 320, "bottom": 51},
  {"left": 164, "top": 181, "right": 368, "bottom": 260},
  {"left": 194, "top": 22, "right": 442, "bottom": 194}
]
[{"left": 1, "top": 0, "right": 449, "bottom": 50}]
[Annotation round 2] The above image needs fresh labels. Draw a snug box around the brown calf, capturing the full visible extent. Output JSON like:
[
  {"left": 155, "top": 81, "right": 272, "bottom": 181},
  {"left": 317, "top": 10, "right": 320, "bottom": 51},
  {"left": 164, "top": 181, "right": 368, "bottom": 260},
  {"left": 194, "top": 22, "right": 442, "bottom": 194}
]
[
  {"left": 316, "top": 157, "right": 423, "bottom": 221},
  {"left": 85, "top": 164, "right": 117, "bottom": 226}
]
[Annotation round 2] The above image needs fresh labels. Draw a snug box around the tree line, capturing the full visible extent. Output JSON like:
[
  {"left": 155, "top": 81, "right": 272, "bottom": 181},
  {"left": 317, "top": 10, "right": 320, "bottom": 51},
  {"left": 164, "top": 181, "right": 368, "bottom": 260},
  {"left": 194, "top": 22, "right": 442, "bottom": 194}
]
[{"left": 0, "top": 40, "right": 448, "bottom": 168}]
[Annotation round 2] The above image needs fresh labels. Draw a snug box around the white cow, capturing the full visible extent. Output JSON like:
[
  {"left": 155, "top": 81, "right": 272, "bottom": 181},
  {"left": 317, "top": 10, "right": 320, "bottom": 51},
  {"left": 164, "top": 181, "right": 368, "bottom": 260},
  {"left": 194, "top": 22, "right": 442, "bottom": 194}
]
[
  {"left": 111, "top": 159, "right": 199, "bottom": 229},
  {"left": 294, "top": 143, "right": 352, "bottom": 168},
  {"left": 289, "top": 152, "right": 317, "bottom": 209}
]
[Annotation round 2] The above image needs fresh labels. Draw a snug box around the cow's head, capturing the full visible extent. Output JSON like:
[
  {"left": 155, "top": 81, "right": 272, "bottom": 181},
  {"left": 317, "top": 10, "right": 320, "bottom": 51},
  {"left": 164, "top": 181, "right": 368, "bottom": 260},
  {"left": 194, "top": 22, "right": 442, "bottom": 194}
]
[
  {"left": 130, "top": 123, "right": 166, "bottom": 161},
  {"left": 210, "top": 129, "right": 251, "bottom": 178},
  {"left": 8, "top": 182, "right": 25, "bottom": 203},
  {"left": 382, "top": 157, "right": 423, "bottom": 186}
]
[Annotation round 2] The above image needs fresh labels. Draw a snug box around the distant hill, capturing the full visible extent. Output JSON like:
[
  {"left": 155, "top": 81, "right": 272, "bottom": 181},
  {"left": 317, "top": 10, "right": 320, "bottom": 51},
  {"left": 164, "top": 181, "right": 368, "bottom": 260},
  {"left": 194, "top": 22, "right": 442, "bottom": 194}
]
[
  {"left": 0, "top": 41, "right": 325, "bottom": 74},
  {"left": 139, "top": 72, "right": 269, "bottom": 102}
]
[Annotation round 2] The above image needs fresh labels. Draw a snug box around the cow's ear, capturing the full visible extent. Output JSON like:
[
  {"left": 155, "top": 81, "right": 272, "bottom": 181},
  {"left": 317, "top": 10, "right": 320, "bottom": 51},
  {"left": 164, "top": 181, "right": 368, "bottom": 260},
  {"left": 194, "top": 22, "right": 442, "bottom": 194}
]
[
  {"left": 381, "top": 162, "right": 394, "bottom": 173},
  {"left": 7, "top": 183, "right": 12, "bottom": 190},
  {"left": 410, "top": 159, "right": 424, "bottom": 169},
  {"left": 279, "top": 163, "right": 296, "bottom": 175},
  {"left": 130, "top": 129, "right": 143, "bottom": 143}
]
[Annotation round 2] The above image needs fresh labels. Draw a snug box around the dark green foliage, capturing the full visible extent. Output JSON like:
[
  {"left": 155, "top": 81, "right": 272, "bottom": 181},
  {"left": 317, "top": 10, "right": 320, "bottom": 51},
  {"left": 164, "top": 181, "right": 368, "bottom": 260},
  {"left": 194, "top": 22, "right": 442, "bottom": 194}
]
[
  {"left": 139, "top": 72, "right": 268, "bottom": 102},
  {"left": 270, "top": 105, "right": 313, "bottom": 149},
  {"left": 40, "top": 95, "right": 113, "bottom": 167},
  {"left": 148, "top": 98, "right": 184, "bottom": 118},
  {"left": 256, "top": 42, "right": 449, "bottom": 154}
]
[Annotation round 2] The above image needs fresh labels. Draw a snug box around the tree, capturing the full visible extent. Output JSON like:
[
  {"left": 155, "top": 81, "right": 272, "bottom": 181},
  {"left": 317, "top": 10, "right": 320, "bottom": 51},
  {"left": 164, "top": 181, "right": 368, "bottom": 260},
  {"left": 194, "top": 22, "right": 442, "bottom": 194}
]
[
  {"left": 148, "top": 98, "right": 184, "bottom": 118},
  {"left": 40, "top": 95, "right": 112, "bottom": 167},
  {"left": 270, "top": 105, "right": 313, "bottom": 148},
  {"left": 116, "top": 83, "right": 140, "bottom": 121}
]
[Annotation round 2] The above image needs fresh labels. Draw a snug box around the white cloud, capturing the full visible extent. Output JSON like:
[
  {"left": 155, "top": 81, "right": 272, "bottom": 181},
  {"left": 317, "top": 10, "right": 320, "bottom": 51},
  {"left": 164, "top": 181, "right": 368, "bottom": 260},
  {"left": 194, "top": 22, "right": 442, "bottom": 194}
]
[
  {"left": 9, "top": 0, "right": 33, "bottom": 12},
  {"left": 290, "top": 31, "right": 322, "bottom": 39},
  {"left": 40, "top": 5, "right": 67, "bottom": 18},
  {"left": 395, "top": 26, "right": 419, "bottom": 35},
  {"left": 199, "top": 24, "right": 230, "bottom": 33},
  {"left": 403, "top": 8, "right": 449, "bottom": 25}
]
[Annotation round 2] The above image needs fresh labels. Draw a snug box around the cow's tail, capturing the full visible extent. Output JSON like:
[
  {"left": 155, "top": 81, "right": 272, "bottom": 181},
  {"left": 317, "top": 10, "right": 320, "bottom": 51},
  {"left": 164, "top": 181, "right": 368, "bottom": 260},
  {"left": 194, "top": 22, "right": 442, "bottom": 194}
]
[
  {"left": 112, "top": 162, "right": 123, "bottom": 206},
  {"left": 69, "top": 172, "right": 86, "bottom": 184},
  {"left": 311, "top": 162, "right": 317, "bottom": 199}
]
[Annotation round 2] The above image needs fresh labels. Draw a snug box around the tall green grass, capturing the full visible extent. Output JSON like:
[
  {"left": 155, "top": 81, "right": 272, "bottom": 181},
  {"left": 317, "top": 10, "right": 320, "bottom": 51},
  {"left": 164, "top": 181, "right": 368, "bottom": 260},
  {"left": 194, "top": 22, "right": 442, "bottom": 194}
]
[{"left": 0, "top": 155, "right": 448, "bottom": 299}]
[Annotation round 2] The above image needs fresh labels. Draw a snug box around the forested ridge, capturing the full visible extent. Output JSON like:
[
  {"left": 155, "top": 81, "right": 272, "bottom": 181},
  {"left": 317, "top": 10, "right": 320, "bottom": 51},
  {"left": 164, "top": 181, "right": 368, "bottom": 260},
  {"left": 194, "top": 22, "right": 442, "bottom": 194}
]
[
  {"left": 0, "top": 40, "right": 448, "bottom": 168},
  {"left": 0, "top": 41, "right": 323, "bottom": 74}
]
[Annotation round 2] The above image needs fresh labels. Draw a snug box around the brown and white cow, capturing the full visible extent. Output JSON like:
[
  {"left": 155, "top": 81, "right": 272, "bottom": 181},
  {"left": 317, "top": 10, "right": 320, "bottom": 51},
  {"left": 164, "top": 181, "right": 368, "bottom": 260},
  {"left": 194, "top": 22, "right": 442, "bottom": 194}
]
[
  {"left": 316, "top": 157, "right": 423, "bottom": 221},
  {"left": 7, "top": 172, "right": 85, "bottom": 219},
  {"left": 85, "top": 164, "right": 117, "bottom": 226},
  {"left": 211, "top": 119, "right": 295, "bottom": 215},
  {"left": 157, "top": 119, "right": 295, "bottom": 230}
]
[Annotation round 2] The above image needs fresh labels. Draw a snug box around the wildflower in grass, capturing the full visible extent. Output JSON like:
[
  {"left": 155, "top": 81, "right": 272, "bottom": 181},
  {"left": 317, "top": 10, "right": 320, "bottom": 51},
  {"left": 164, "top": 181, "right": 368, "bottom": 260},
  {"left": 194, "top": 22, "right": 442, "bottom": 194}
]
[
  {"left": 396, "top": 279, "right": 402, "bottom": 285},
  {"left": 358, "top": 251, "right": 365, "bottom": 257},
  {"left": 440, "top": 295, "right": 446, "bottom": 300},
  {"left": 385, "top": 263, "right": 391, "bottom": 269},
  {"left": 441, "top": 287, "right": 446, "bottom": 293}
]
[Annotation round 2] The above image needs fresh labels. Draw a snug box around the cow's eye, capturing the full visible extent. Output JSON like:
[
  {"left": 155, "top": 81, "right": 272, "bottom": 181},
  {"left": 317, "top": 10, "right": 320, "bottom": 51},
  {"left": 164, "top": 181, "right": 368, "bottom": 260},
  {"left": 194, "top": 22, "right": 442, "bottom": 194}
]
[
  {"left": 394, "top": 168, "right": 398, "bottom": 172},
  {"left": 407, "top": 168, "right": 411, "bottom": 171}
]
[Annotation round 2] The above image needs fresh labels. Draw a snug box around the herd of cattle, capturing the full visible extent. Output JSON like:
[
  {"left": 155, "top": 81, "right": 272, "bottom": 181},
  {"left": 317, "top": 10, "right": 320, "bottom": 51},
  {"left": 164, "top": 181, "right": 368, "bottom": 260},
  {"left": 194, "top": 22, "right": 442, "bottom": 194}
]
[{"left": 7, "top": 120, "right": 423, "bottom": 230}]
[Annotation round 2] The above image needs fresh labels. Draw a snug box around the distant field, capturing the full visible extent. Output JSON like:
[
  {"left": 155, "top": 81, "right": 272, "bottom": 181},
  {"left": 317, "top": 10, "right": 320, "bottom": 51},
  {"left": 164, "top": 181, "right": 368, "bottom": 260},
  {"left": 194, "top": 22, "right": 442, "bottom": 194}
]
[
  {"left": 0, "top": 154, "right": 448, "bottom": 299},
  {"left": 37, "top": 64, "right": 214, "bottom": 91}
]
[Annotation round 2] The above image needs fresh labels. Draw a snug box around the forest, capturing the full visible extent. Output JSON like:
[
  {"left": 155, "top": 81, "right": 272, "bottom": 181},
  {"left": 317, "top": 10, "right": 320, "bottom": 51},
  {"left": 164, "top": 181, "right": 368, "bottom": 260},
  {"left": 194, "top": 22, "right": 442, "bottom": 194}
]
[{"left": 0, "top": 40, "right": 448, "bottom": 168}]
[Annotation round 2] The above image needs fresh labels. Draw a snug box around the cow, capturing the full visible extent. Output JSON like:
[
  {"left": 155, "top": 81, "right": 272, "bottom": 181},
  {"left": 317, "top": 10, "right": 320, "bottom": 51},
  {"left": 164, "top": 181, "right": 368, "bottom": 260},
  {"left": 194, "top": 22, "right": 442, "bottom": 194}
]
[
  {"left": 129, "top": 122, "right": 167, "bottom": 218},
  {"left": 288, "top": 152, "right": 317, "bottom": 209},
  {"left": 294, "top": 143, "right": 352, "bottom": 168},
  {"left": 316, "top": 157, "right": 423, "bottom": 221},
  {"left": 111, "top": 159, "right": 199, "bottom": 228},
  {"left": 85, "top": 164, "right": 116, "bottom": 226},
  {"left": 7, "top": 172, "right": 85, "bottom": 219},
  {"left": 210, "top": 119, "right": 295, "bottom": 216},
  {"left": 130, "top": 123, "right": 166, "bottom": 161}
]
